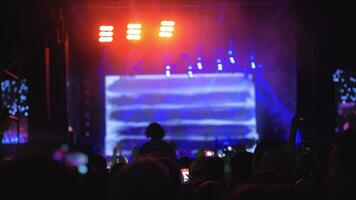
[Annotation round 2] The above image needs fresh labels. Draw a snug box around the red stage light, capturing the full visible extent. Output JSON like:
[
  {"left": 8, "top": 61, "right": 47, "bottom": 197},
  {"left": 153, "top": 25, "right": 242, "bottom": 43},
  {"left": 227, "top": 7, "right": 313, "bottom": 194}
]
[
  {"left": 127, "top": 23, "right": 142, "bottom": 40},
  {"left": 99, "top": 25, "right": 114, "bottom": 43},
  {"left": 159, "top": 20, "right": 175, "bottom": 38}
]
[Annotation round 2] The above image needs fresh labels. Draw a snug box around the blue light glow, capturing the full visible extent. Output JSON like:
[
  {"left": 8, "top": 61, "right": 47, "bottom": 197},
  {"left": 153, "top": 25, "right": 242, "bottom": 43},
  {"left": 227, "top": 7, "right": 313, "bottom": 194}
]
[
  {"left": 188, "top": 71, "right": 193, "bottom": 78},
  {"left": 217, "top": 59, "right": 222, "bottom": 63},
  {"left": 165, "top": 71, "right": 171, "bottom": 77},
  {"left": 229, "top": 57, "right": 236, "bottom": 64},
  {"left": 228, "top": 50, "right": 233, "bottom": 55},
  {"left": 218, "top": 64, "right": 223, "bottom": 71},
  {"left": 197, "top": 62, "right": 203, "bottom": 70},
  {"left": 78, "top": 165, "right": 88, "bottom": 175},
  {"left": 251, "top": 62, "right": 256, "bottom": 69}
]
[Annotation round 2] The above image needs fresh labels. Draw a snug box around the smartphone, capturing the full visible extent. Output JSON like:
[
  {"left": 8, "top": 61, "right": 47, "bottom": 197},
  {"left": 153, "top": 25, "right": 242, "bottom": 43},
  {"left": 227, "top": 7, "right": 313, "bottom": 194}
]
[
  {"left": 181, "top": 168, "right": 190, "bottom": 183},
  {"left": 204, "top": 150, "right": 215, "bottom": 157}
]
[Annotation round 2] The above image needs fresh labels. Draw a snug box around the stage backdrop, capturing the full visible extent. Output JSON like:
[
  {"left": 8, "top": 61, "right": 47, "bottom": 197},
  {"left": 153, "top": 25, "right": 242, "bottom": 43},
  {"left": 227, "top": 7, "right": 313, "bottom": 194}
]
[{"left": 105, "top": 73, "right": 258, "bottom": 158}]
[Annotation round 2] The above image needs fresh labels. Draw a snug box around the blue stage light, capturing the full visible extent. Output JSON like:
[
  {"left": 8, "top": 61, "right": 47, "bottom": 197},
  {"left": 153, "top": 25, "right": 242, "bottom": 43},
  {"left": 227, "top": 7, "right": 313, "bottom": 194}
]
[
  {"left": 229, "top": 57, "right": 236, "bottom": 64},
  {"left": 228, "top": 50, "right": 233, "bottom": 55},
  {"left": 197, "top": 62, "right": 203, "bottom": 70},
  {"left": 165, "top": 70, "right": 171, "bottom": 77},
  {"left": 251, "top": 62, "right": 256, "bottom": 69}
]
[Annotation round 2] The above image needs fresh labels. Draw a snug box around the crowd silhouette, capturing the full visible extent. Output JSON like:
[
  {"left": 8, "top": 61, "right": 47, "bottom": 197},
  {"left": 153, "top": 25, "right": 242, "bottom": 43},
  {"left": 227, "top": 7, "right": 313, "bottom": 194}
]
[{"left": 0, "top": 119, "right": 355, "bottom": 200}]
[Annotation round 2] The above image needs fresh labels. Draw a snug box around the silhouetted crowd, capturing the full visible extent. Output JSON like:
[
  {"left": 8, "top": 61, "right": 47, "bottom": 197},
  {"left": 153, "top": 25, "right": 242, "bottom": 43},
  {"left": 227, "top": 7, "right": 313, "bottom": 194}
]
[{"left": 0, "top": 119, "right": 355, "bottom": 200}]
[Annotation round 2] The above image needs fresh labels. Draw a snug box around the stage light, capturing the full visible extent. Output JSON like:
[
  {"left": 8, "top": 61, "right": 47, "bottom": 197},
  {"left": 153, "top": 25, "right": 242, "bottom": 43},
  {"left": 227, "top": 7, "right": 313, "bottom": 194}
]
[
  {"left": 165, "top": 65, "right": 171, "bottom": 70},
  {"left": 126, "top": 35, "right": 141, "bottom": 40},
  {"left": 127, "top": 29, "right": 142, "bottom": 34},
  {"left": 161, "top": 21, "right": 175, "bottom": 26},
  {"left": 159, "top": 20, "right": 175, "bottom": 38},
  {"left": 218, "top": 64, "right": 223, "bottom": 71},
  {"left": 229, "top": 57, "right": 236, "bottom": 64},
  {"left": 99, "top": 32, "right": 114, "bottom": 37},
  {"left": 127, "top": 24, "right": 142, "bottom": 29},
  {"left": 99, "top": 25, "right": 114, "bottom": 31},
  {"left": 99, "top": 25, "right": 114, "bottom": 43},
  {"left": 251, "top": 62, "right": 256, "bottom": 69},
  {"left": 99, "top": 37, "right": 113, "bottom": 42},
  {"left": 228, "top": 50, "right": 233, "bottom": 55},
  {"left": 188, "top": 71, "right": 193, "bottom": 78},
  {"left": 160, "top": 26, "right": 174, "bottom": 32},
  {"left": 127, "top": 23, "right": 142, "bottom": 40},
  {"left": 159, "top": 32, "right": 173, "bottom": 37},
  {"left": 165, "top": 70, "right": 171, "bottom": 77},
  {"left": 197, "top": 62, "right": 203, "bottom": 70}
]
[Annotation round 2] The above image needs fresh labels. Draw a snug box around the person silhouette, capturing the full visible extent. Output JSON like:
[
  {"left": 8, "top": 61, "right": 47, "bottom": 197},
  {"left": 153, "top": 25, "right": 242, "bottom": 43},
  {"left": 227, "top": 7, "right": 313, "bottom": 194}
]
[{"left": 138, "top": 122, "right": 176, "bottom": 160}]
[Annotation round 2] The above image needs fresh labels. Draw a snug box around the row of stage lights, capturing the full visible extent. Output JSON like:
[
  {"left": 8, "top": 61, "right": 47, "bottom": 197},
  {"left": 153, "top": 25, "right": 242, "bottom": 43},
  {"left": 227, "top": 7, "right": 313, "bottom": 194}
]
[
  {"left": 98, "top": 20, "right": 175, "bottom": 42},
  {"left": 164, "top": 54, "right": 258, "bottom": 78}
]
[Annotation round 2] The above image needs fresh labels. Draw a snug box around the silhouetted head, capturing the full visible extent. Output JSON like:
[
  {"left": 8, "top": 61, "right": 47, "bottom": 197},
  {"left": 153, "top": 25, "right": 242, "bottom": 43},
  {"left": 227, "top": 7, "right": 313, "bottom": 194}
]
[
  {"left": 230, "top": 151, "right": 253, "bottom": 184},
  {"left": 145, "top": 122, "right": 165, "bottom": 139},
  {"left": 202, "top": 157, "right": 225, "bottom": 183},
  {"left": 157, "top": 156, "right": 181, "bottom": 192},
  {"left": 109, "top": 157, "right": 174, "bottom": 200},
  {"left": 248, "top": 170, "right": 291, "bottom": 185},
  {"left": 259, "top": 148, "right": 294, "bottom": 179},
  {"left": 226, "top": 183, "right": 299, "bottom": 200},
  {"left": 195, "top": 181, "right": 226, "bottom": 200},
  {"left": 253, "top": 139, "right": 281, "bottom": 172},
  {"left": 88, "top": 153, "right": 107, "bottom": 173}
]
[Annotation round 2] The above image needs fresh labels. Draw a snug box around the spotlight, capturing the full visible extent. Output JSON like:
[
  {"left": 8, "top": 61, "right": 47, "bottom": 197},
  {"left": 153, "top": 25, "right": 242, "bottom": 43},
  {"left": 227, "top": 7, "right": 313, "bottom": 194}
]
[
  {"left": 229, "top": 57, "right": 236, "bottom": 64},
  {"left": 251, "top": 62, "right": 256, "bottom": 69},
  {"left": 127, "top": 23, "right": 142, "bottom": 40},
  {"left": 165, "top": 71, "right": 171, "bottom": 77},
  {"left": 159, "top": 20, "right": 175, "bottom": 38},
  {"left": 99, "top": 25, "right": 114, "bottom": 43},
  {"left": 197, "top": 62, "right": 203, "bottom": 70}
]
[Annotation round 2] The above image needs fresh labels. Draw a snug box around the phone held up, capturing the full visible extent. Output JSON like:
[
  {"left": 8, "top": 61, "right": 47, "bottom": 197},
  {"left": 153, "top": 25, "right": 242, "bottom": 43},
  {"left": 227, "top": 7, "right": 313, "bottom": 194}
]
[{"left": 181, "top": 168, "right": 190, "bottom": 183}]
